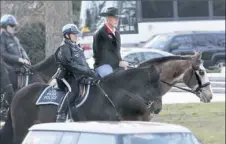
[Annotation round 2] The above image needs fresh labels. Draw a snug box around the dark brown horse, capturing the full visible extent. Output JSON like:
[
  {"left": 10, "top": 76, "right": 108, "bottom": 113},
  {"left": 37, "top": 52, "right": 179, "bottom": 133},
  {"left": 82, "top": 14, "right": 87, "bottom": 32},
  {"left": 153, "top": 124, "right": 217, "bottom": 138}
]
[{"left": 138, "top": 52, "right": 213, "bottom": 118}]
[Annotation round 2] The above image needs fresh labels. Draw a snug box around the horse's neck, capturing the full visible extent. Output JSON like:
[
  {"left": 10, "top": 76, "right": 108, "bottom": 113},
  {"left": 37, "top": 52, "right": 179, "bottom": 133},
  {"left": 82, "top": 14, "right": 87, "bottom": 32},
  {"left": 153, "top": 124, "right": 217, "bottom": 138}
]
[
  {"left": 33, "top": 55, "right": 57, "bottom": 82},
  {"left": 103, "top": 70, "right": 150, "bottom": 102},
  {"left": 159, "top": 60, "right": 191, "bottom": 95}
]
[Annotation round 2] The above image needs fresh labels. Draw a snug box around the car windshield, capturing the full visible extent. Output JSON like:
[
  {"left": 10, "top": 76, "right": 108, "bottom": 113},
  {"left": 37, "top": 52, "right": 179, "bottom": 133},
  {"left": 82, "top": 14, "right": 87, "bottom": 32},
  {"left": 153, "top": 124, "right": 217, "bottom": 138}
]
[
  {"left": 123, "top": 133, "right": 201, "bottom": 144},
  {"left": 143, "top": 35, "right": 174, "bottom": 49},
  {"left": 22, "top": 131, "right": 63, "bottom": 144}
]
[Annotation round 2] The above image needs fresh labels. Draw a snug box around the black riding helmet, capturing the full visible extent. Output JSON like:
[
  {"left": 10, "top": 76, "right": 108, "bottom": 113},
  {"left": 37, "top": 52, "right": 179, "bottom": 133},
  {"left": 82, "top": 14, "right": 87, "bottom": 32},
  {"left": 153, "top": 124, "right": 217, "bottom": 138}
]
[{"left": 62, "top": 24, "right": 81, "bottom": 38}]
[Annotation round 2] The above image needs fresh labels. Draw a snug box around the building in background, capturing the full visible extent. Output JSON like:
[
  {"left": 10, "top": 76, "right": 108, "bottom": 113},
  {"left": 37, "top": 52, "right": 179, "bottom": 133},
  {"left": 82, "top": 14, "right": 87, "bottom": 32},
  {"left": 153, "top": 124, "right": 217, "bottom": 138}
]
[{"left": 78, "top": 0, "right": 225, "bottom": 48}]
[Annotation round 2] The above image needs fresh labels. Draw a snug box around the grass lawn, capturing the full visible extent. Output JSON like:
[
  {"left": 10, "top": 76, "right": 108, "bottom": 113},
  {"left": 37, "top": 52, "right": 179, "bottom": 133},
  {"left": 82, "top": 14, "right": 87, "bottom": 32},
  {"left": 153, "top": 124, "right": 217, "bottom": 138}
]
[{"left": 152, "top": 102, "right": 225, "bottom": 144}]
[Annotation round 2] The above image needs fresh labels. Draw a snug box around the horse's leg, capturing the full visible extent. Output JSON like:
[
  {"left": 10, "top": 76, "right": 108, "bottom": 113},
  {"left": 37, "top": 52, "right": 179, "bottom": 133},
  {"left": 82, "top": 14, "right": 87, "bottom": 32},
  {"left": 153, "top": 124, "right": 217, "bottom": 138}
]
[
  {"left": 149, "top": 98, "right": 163, "bottom": 120},
  {"left": 152, "top": 99, "right": 163, "bottom": 114},
  {"left": 11, "top": 83, "right": 45, "bottom": 144},
  {"left": 120, "top": 94, "right": 150, "bottom": 121}
]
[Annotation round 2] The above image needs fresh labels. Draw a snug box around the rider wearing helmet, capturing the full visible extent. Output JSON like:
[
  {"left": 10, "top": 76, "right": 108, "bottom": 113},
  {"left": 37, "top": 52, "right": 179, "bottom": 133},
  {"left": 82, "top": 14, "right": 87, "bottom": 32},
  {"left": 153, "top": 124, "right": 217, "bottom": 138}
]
[
  {"left": 55, "top": 23, "right": 99, "bottom": 122},
  {"left": 0, "top": 14, "right": 30, "bottom": 91}
]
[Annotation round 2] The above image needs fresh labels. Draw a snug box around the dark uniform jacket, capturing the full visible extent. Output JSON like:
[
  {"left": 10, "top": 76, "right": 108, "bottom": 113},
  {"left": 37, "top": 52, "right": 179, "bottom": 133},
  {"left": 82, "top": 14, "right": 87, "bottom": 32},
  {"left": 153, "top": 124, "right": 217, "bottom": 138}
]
[
  {"left": 0, "top": 59, "right": 12, "bottom": 92},
  {"left": 93, "top": 24, "right": 122, "bottom": 70},
  {"left": 55, "top": 39, "right": 97, "bottom": 79},
  {"left": 0, "top": 30, "right": 30, "bottom": 70}
]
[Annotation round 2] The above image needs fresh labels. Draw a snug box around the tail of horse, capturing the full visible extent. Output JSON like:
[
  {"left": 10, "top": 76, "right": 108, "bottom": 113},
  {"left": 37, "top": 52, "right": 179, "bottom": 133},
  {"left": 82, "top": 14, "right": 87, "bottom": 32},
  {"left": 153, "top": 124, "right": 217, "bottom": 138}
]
[{"left": 0, "top": 108, "right": 14, "bottom": 144}]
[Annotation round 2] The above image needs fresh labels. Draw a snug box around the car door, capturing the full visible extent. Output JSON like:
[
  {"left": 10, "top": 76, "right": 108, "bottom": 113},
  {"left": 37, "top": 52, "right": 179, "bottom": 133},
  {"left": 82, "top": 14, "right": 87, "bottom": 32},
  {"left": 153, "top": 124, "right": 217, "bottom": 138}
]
[
  {"left": 168, "top": 35, "right": 194, "bottom": 55},
  {"left": 123, "top": 52, "right": 144, "bottom": 65},
  {"left": 193, "top": 33, "right": 223, "bottom": 66}
]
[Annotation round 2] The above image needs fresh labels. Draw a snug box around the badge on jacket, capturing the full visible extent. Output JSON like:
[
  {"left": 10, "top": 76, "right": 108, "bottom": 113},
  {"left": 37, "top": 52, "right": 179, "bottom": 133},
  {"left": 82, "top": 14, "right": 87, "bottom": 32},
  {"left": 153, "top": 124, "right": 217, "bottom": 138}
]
[{"left": 108, "top": 34, "right": 113, "bottom": 39}]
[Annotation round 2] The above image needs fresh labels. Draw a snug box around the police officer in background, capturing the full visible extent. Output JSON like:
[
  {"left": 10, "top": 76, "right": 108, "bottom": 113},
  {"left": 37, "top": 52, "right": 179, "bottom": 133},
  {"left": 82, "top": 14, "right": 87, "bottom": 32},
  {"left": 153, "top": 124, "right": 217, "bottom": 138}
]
[
  {"left": 93, "top": 7, "right": 129, "bottom": 78},
  {"left": 55, "top": 23, "right": 99, "bottom": 122},
  {"left": 0, "top": 14, "right": 30, "bottom": 91}
]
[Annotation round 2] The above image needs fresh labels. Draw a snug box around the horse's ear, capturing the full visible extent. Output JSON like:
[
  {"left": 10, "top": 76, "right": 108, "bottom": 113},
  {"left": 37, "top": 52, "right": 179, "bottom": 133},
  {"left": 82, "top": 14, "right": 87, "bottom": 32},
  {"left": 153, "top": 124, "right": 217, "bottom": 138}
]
[
  {"left": 191, "top": 51, "right": 202, "bottom": 66},
  {"left": 198, "top": 52, "right": 202, "bottom": 58},
  {"left": 195, "top": 52, "right": 202, "bottom": 61}
]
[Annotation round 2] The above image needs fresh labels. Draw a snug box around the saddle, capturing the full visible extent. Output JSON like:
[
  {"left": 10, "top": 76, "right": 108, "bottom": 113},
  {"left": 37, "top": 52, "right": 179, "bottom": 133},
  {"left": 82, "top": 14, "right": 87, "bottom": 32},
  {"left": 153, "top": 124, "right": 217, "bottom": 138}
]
[
  {"left": 36, "top": 77, "right": 91, "bottom": 108},
  {"left": 56, "top": 77, "right": 91, "bottom": 102}
]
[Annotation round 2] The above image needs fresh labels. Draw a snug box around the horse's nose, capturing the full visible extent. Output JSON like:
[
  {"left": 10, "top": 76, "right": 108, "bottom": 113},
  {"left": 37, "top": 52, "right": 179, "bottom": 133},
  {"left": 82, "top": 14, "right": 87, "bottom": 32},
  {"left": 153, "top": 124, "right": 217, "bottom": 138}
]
[{"left": 207, "top": 94, "right": 213, "bottom": 103}]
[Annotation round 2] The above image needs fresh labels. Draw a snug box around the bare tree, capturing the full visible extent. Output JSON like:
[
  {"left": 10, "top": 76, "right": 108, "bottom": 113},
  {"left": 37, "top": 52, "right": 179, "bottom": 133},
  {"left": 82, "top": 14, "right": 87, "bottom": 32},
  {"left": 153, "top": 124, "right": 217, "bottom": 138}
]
[
  {"left": 1, "top": 1, "right": 75, "bottom": 58},
  {"left": 0, "top": 1, "right": 45, "bottom": 31},
  {"left": 44, "top": 1, "right": 73, "bottom": 57}
]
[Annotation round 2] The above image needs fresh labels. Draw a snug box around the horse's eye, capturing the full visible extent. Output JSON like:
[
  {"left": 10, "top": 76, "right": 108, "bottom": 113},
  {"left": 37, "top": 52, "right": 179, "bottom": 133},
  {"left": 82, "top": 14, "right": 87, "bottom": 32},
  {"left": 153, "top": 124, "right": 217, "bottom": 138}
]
[
  {"left": 199, "top": 70, "right": 205, "bottom": 76},
  {"left": 193, "top": 65, "right": 199, "bottom": 70}
]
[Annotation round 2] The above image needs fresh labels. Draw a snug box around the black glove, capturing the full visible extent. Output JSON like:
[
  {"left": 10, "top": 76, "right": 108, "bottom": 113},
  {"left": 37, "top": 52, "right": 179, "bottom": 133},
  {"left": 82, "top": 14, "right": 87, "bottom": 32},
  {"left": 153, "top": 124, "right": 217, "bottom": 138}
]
[
  {"left": 80, "top": 77, "right": 100, "bottom": 85},
  {"left": 88, "top": 70, "right": 100, "bottom": 79}
]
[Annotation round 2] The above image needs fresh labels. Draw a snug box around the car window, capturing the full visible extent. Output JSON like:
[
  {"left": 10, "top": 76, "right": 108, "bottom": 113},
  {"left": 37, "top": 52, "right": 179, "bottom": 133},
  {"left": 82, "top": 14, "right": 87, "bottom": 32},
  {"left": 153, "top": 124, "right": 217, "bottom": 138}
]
[
  {"left": 143, "top": 52, "right": 163, "bottom": 61},
  {"left": 77, "top": 133, "right": 117, "bottom": 144},
  {"left": 59, "top": 132, "right": 80, "bottom": 144},
  {"left": 143, "top": 34, "right": 174, "bottom": 49},
  {"left": 193, "top": 34, "right": 216, "bottom": 48},
  {"left": 22, "top": 131, "right": 63, "bottom": 144},
  {"left": 123, "top": 133, "right": 201, "bottom": 144},
  {"left": 171, "top": 35, "right": 193, "bottom": 49},
  {"left": 123, "top": 52, "right": 143, "bottom": 64}
]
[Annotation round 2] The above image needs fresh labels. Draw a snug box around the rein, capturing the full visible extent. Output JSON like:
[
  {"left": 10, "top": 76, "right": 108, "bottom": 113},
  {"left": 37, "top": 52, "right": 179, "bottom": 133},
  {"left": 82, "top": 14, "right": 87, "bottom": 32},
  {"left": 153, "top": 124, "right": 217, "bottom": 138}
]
[{"left": 161, "top": 80, "right": 196, "bottom": 94}]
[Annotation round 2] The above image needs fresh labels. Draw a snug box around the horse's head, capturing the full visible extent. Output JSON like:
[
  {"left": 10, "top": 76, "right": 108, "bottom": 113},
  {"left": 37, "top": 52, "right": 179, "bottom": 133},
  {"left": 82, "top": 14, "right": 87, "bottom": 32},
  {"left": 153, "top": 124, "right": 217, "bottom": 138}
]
[{"left": 183, "top": 52, "right": 213, "bottom": 103}]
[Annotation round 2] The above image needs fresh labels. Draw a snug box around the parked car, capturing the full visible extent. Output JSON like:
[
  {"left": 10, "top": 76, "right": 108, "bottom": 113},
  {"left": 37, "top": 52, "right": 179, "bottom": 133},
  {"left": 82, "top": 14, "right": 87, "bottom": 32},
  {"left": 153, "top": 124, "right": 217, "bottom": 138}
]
[
  {"left": 86, "top": 47, "right": 174, "bottom": 69},
  {"left": 143, "top": 31, "right": 225, "bottom": 69},
  {"left": 22, "top": 121, "right": 202, "bottom": 144}
]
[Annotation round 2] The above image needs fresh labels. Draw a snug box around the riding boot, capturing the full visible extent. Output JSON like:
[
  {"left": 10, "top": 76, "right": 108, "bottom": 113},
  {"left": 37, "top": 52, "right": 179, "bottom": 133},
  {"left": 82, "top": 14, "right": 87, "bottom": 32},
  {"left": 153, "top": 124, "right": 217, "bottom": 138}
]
[
  {"left": 56, "top": 91, "right": 75, "bottom": 122},
  {"left": 56, "top": 93, "right": 69, "bottom": 122}
]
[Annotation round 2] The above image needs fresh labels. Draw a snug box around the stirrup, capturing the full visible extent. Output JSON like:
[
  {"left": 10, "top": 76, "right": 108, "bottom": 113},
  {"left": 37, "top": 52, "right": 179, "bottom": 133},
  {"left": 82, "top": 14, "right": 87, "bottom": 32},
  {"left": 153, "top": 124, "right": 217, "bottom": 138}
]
[
  {"left": 56, "top": 113, "right": 67, "bottom": 122},
  {"left": 65, "top": 114, "right": 74, "bottom": 123},
  {"left": 54, "top": 83, "right": 60, "bottom": 90}
]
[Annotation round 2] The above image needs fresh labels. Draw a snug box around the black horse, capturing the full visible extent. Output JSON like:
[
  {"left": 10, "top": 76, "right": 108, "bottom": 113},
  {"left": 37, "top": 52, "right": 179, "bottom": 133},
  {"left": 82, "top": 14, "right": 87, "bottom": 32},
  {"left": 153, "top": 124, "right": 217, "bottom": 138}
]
[
  {"left": 1, "top": 63, "right": 161, "bottom": 144},
  {"left": 8, "top": 54, "right": 58, "bottom": 91},
  {"left": 0, "top": 55, "right": 58, "bottom": 118},
  {"left": 0, "top": 62, "right": 14, "bottom": 121},
  {"left": 0, "top": 54, "right": 58, "bottom": 143},
  {"left": 1, "top": 52, "right": 213, "bottom": 144}
]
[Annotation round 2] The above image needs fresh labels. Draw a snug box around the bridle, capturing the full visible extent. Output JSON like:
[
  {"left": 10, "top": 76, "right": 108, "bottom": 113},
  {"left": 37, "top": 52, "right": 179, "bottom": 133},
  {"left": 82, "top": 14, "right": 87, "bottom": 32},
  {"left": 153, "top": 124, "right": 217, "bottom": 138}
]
[{"left": 161, "top": 66, "right": 211, "bottom": 95}]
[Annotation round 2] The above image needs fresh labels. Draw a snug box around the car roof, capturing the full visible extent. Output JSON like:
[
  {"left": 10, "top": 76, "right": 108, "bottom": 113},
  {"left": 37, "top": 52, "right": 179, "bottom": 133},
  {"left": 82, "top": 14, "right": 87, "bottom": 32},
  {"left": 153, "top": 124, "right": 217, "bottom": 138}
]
[
  {"left": 121, "top": 47, "right": 174, "bottom": 57},
  {"left": 29, "top": 121, "right": 191, "bottom": 134},
  {"left": 156, "top": 31, "right": 225, "bottom": 37}
]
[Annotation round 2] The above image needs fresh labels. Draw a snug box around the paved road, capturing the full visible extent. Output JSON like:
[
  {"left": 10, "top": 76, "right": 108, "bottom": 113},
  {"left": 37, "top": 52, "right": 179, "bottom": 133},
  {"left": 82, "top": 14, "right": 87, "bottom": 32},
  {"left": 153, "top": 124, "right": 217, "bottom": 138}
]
[{"left": 162, "top": 92, "right": 225, "bottom": 104}]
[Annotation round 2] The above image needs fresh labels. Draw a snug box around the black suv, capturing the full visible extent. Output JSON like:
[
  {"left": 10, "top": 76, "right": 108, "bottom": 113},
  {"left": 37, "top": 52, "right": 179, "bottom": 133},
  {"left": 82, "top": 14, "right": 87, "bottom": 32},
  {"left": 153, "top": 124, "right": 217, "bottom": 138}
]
[{"left": 143, "top": 31, "right": 225, "bottom": 69}]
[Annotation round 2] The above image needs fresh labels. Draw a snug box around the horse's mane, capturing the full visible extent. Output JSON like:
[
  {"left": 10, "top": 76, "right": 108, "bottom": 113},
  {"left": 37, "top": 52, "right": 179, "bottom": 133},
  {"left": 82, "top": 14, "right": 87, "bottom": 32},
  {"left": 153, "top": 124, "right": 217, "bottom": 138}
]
[
  {"left": 33, "top": 54, "right": 56, "bottom": 71},
  {"left": 103, "top": 67, "right": 148, "bottom": 82},
  {"left": 139, "top": 55, "right": 192, "bottom": 67}
]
